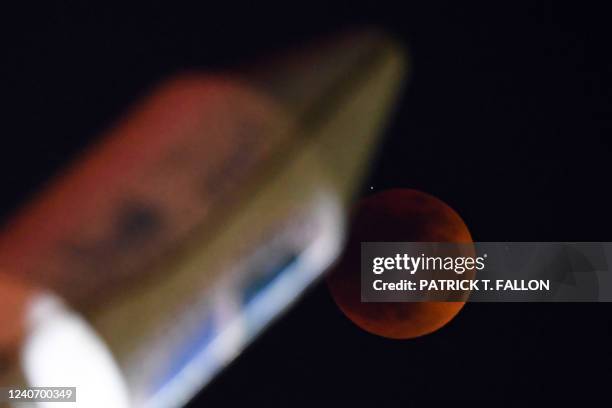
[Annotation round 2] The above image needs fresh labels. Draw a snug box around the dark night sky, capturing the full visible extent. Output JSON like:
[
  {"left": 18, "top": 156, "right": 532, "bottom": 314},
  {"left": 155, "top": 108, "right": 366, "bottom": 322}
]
[{"left": 2, "top": 2, "right": 612, "bottom": 407}]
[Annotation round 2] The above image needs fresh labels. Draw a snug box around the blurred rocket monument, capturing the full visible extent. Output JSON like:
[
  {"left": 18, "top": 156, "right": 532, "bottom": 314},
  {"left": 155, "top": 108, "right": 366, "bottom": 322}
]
[{"left": 0, "top": 30, "right": 406, "bottom": 407}]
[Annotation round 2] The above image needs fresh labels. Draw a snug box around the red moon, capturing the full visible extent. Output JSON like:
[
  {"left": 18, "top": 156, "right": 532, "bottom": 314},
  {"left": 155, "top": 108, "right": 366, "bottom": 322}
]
[{"left": 326, "top": 189, "right": 473, "bottom": 339}]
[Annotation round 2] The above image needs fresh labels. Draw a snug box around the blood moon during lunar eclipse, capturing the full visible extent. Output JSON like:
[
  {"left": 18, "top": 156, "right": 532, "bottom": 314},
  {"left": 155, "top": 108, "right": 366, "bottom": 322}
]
[{"left": 326, "top": 189, "right": 473, "bottom": 339}]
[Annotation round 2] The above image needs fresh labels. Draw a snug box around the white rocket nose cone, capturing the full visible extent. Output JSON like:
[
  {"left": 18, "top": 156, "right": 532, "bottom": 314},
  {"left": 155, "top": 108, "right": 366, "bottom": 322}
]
[{"left": 21, "top": 293, "right": 130, "bottom": 408}]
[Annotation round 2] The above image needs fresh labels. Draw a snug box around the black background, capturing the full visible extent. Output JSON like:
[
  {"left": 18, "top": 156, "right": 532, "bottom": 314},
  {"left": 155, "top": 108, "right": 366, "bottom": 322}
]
[{"left": 3, "top": 3, "right": 611, "bottom": 407}]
